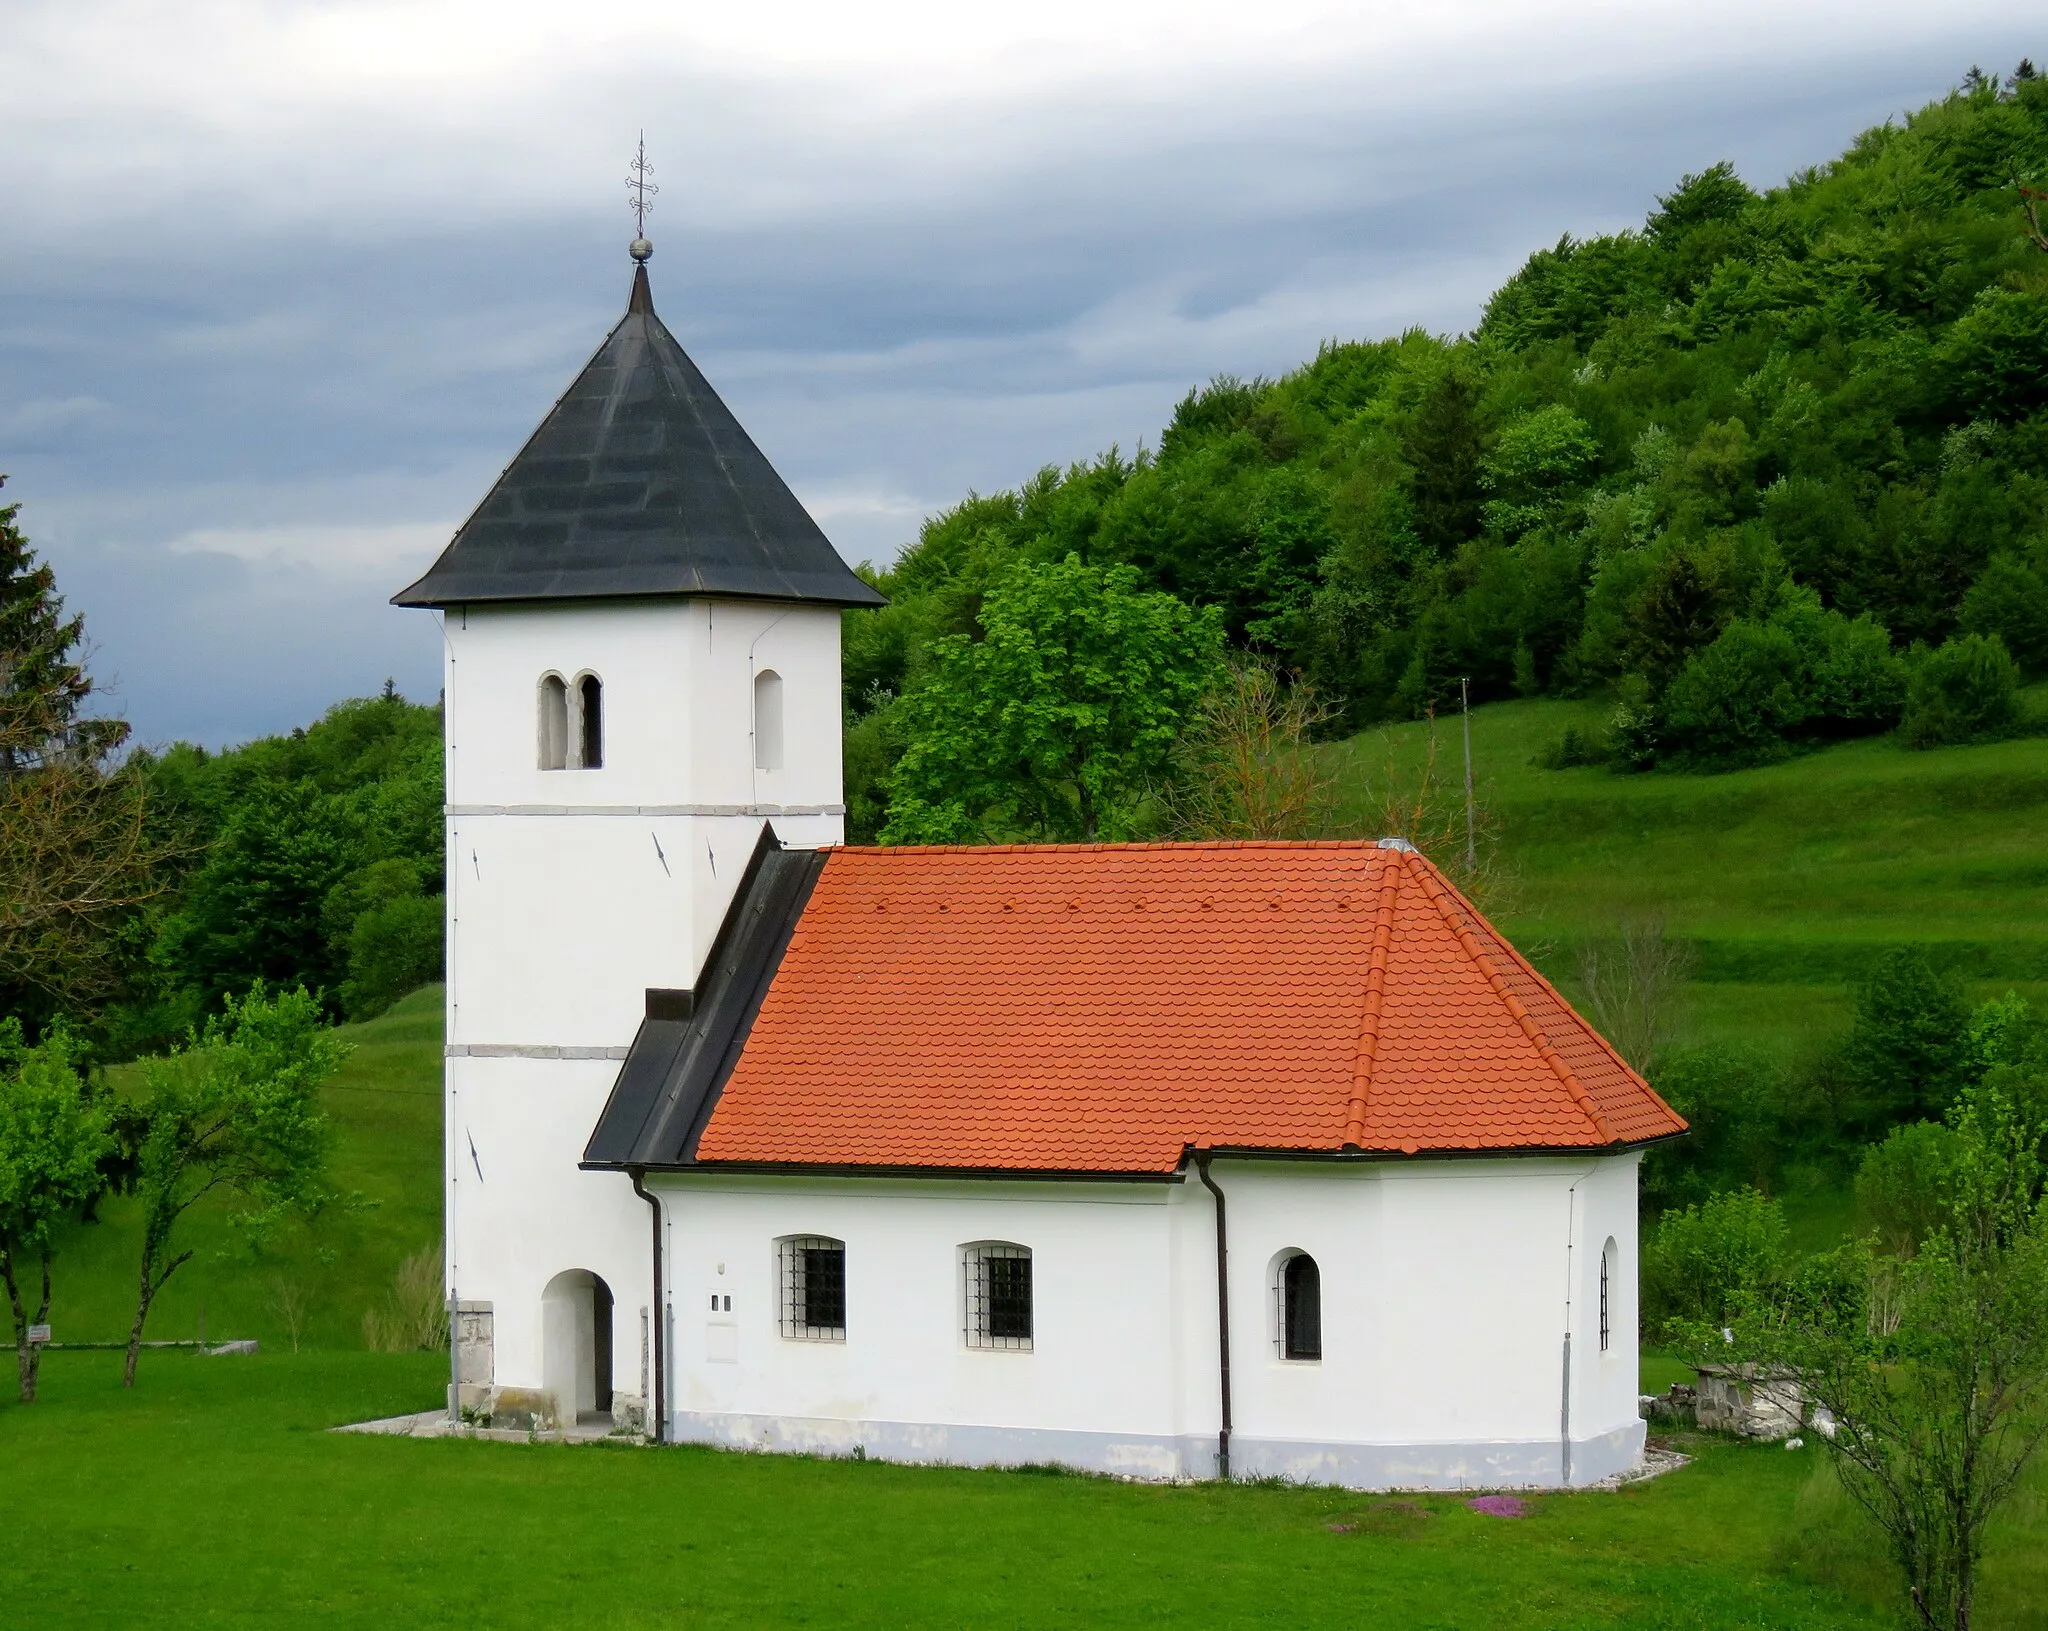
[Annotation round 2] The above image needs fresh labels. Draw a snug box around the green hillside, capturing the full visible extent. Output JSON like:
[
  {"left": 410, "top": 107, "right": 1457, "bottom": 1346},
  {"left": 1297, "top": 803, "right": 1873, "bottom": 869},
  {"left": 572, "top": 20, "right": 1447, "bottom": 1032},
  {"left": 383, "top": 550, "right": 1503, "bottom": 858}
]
[
  {"left": 46, "top": 986, "right": 444, "bottom": 1353},
  {"left": 40, "top": 694, "right": 2048, "bottom": 1351},
  {"left": 842, "top": 67, "right": 2048, "bottom": 841},
  {"left": 1350, "top": 688, "right": 2048, "bottom": 1043}
]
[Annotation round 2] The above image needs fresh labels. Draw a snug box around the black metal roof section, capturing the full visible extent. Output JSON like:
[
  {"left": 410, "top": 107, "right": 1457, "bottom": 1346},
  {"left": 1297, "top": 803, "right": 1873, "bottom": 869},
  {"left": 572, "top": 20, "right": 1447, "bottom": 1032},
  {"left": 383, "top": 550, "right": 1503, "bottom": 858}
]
[
  {"left": 392, "top": 265, "right": 886, "bottom": 611},
  {"left": 583, "top": 825, "right": 828, "bottom": 1170}
]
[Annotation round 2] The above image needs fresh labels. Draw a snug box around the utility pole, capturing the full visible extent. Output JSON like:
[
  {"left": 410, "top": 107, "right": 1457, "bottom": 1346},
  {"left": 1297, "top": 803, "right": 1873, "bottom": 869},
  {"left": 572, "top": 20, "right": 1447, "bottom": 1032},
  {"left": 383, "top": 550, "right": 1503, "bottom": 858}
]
[{"left": 1461, "top": 677, "right": 1476, "bottom": 874}]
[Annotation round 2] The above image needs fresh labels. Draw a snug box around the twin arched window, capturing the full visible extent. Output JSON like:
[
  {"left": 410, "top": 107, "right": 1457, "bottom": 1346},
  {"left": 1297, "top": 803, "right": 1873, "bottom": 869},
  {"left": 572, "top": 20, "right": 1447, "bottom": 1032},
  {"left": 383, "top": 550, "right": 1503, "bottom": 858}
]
[
  {"left": 1277, "top": 1251, "right": 1322, "bottom": 1362},
  {"left": 539, "top": 673, "right": 603, "bottom": 770}
]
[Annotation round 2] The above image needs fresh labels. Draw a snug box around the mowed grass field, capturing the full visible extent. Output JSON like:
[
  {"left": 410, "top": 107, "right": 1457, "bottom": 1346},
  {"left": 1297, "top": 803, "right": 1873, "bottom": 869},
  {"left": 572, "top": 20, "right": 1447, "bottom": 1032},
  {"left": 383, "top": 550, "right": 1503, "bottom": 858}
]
[
  {"left": 1327, "top": 689, "right": 2048, "bottom": 1062},
  {"left": 10, "top": 1348, "right": 2046, "bottom": 1629},
  {"left": 19, "top": 698, "right": 2048, "bottom": 1627}
]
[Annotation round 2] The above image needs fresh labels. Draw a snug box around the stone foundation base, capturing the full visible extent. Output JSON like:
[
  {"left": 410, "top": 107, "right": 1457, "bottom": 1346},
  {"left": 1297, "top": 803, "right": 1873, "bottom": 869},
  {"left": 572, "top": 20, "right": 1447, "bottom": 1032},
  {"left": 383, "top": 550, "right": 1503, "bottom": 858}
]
[{"left": 666, "top": 1410, "right": 1647, "bottom": 1490}]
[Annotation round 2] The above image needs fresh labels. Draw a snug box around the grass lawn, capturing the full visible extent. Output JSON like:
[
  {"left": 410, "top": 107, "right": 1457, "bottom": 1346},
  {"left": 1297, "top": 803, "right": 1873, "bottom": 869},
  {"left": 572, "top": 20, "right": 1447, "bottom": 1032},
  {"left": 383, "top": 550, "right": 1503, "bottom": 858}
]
[
  {"left": 18, "top": 1347, "right": 2048, "bottom": 1629},
  {"left": 1327, "top": 693, "right": 2048, "bottom": 1060}
]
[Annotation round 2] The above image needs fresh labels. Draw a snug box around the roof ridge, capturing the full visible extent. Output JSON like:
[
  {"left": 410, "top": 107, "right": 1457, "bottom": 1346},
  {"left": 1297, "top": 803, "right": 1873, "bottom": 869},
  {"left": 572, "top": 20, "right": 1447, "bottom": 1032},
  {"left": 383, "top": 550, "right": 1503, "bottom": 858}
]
[
  {"left": 1413, "top": 860, "right": 1677, "bottom": 1125},
  {"left": 1406, "top": 856, "right": 1617, "bottom": 1146},
  {"left": 1342, "top": 854, "right": 1406, "bottom": 1150}
]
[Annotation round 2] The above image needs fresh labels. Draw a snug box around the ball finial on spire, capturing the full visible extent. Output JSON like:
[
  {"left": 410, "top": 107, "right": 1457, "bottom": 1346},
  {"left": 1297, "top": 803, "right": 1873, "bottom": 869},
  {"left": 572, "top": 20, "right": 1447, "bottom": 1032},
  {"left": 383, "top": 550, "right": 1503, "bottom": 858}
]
[{"left": 626, "top": 133, "right": 658, "bottom": 262}]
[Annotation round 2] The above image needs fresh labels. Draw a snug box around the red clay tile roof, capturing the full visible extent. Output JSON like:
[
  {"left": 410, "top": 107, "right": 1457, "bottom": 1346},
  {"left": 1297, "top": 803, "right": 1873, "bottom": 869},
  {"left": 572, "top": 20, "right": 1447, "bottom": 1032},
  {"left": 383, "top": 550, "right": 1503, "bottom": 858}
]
[{"left": 692, "top": 840, "right": 1685, "bottom": 1172}]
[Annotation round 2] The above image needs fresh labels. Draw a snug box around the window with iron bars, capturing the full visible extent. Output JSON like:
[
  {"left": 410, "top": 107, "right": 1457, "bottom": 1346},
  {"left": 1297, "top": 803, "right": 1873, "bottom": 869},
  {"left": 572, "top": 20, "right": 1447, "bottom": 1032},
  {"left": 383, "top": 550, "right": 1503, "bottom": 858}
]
[
  {"left": 1279, "top": 1253, "right": 1322, "bottom": 1361},
  {"left": 1599, "top": 1239, "right": 1614, "bottom": 1354},
  {"left": 963, "top": 1243, "right": 1032, "bottom": 1350},
  {"left": 776, "top": 1236, "right": 846, "bottom": 1341}
]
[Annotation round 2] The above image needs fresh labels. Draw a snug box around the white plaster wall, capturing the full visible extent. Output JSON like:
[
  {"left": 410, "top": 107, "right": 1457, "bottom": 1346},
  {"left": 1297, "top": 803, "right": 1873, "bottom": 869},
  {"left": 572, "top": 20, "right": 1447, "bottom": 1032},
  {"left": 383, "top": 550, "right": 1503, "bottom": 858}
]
[
  {"left": 445, "top": 1055, "right": 649, "bottom": 1399},
  {"left": 656, "top": 1176, "right": 1192, "bottom": 1474},
  {"left": 442, "top": 600, "right": 842, "bottom": 813},
  {"left": 647, "top": 1154, "right": 1646, "bottom": 1487},
  {"left": 439, "top": 598, "right": 844, "bottom": 1042},
  {"left": 1570, "top": 1151, "right": 1643, "bottom": 1451},
  {"left": 436, "top": 594, "right": 847, "bottom": 1406},
  {"left": 1223, "top": 1160, "right": 1567, "bottom": 1447}
]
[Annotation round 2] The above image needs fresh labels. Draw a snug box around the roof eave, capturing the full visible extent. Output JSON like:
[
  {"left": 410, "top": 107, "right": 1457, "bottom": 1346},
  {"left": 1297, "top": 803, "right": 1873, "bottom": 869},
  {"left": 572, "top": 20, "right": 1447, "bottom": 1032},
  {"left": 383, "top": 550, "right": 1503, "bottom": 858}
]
[
  {"left": 391, "top": 579, "right": 889, "bottom": 612},
  {"left": 580, "top": 1128, "right": 1687, "bottom": 1181}
]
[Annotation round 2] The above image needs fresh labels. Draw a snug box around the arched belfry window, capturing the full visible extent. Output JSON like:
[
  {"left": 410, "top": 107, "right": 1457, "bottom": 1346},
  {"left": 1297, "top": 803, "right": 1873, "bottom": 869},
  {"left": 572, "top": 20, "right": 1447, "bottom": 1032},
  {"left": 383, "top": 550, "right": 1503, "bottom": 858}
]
[
  {"left": 1600, "top": 1237, "right": 1617, "bottom": 1353},
  {"left": 577, "top": 674, "right": 603, "bottom": 770},
  {"left": 753, "top": 669, "right": 784, "bottom": 771},
  {"left": 538, "top": 675, "right": 568, "bottom": 771},
  {"left": 1277, "top": 1251, "right": 1322, "bottom": 1361}
]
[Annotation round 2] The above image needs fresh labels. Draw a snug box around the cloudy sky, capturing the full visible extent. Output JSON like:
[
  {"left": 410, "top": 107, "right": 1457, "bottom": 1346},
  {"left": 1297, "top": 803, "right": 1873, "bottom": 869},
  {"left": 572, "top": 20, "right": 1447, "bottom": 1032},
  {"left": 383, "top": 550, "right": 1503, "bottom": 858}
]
[{"left": 3, "top": 1, "right": 2037, "bottom": 748}]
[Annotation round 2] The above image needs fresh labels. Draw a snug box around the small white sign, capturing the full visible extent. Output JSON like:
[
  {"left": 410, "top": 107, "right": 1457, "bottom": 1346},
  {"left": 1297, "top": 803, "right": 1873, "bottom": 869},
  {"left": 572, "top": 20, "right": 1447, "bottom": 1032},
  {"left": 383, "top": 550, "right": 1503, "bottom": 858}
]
[{"left": 27, "top": 1324, "right": 51, "bottom": 1344}]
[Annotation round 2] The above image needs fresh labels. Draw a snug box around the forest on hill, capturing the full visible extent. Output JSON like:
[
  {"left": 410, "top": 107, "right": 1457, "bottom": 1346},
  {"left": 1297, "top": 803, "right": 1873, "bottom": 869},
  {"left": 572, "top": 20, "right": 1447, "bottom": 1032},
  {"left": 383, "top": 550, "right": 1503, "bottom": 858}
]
[{"left": 843, "top": 66, "right": 2048, "bottom": 839}]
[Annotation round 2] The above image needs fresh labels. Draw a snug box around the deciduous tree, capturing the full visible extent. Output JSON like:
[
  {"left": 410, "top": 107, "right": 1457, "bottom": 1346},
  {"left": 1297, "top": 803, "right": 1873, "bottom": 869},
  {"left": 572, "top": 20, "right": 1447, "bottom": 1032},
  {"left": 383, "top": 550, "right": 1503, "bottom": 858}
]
[
  {"left": 0, "top": 477, "right": 174, "bottom": 1016},
  {"left": 0, "top": 1022, "right": 109, "bottom": 1400},
  {"left": 1164, "top": 660, "right": 1337, "bottom": 840},
  {"left": 115, "top": 984, "right": 348, "bottom": 1385},
  {"left": 1717, "top": 1084, "right": 2048, "bottom": 1631},
  {"left": 882, "top": 556, "right": 1223, "bottom": 844}
]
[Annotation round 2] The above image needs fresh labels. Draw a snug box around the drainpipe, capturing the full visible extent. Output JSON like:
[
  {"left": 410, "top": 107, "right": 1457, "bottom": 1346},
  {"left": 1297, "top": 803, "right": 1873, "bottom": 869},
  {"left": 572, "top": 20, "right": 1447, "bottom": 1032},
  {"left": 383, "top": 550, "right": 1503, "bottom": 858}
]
[
  {"left": 629, "top": 1168, "right": 666, "bottom": 1444},
  {"left": 1193, "top": 1151, "right": 1232, "bottom": 1481}
]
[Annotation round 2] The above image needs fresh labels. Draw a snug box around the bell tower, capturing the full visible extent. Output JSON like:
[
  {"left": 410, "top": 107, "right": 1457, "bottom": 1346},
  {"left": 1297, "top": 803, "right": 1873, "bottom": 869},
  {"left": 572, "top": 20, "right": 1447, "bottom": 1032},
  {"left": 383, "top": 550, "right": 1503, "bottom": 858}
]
[{"left": 392, "top": 223, "right": 884, "bottom": 1427}]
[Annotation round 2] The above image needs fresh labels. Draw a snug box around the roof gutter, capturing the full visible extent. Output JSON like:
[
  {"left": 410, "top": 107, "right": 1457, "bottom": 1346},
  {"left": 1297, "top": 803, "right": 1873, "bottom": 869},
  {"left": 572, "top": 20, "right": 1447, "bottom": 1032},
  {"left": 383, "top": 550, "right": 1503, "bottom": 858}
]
[
  {"left": 1192, "top": 1150, "right": 1232, "bottom": 1482},
  {"left": 628, "top": 1167, "right": 665, "bottom": 1444}
]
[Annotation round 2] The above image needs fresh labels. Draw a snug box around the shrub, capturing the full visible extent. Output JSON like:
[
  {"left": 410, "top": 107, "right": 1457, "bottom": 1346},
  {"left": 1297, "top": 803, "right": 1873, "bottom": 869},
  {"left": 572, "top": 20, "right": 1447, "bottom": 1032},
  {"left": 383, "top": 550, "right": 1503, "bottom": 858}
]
[
  {"left": 1800, "top": 608, "right": 1906, "bottom": 734},
  {"left": 1532, "top": 722, "right": 1609, "bottom": 769},
  {"left": 1644, "top": 1047, "right": 1788, "bottom": 1206},
  {"left": 1900, "top": 633, "right": 2021, "bottom": 749},
  {"left": 342, "top": 893, "right": 442, "bottom": 1020},
  {"left": 1660, "top": 619, "right": 1805, "bottom": 767},
  {"left": 1641, "top": 1187, "right": 1789, "bottom": 1344},
  {"left": 1839, "top": 948, "right": 1972, "bottom": 1132},
  {"left": 1656, "top": 589, "right": 1906, "bottom": 769},
  {"left": 1854, "top": 1121, "right": 1961, "bottom": 1255},
  {"left": 1957, "top": 554, "right": 2048, "bottom": 679},
  {"left": 363, "top": 1243, "right": 448, "bottom": 1352}
]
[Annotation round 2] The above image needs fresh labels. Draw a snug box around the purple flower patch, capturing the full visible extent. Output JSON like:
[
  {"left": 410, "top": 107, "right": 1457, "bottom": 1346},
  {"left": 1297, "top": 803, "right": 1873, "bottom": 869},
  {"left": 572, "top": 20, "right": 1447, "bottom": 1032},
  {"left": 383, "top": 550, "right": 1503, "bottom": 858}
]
[{"left": 1465, "top": 1495, "right": 1530, "bottom": 1518}]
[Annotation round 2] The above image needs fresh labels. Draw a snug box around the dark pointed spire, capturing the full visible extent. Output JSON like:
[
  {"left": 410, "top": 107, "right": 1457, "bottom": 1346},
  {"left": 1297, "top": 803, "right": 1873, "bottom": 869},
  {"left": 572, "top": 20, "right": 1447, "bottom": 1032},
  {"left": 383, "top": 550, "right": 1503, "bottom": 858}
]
[{"left": 391, "top": 263, "right": 884, "bottom": 611}]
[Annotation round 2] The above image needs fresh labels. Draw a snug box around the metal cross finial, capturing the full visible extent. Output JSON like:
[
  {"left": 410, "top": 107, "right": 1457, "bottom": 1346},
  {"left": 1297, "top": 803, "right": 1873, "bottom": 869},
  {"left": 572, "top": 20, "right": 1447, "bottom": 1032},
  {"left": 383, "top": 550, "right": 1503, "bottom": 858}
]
[{"left": 626, "top": 134, "right": 658, "bottom": 261}]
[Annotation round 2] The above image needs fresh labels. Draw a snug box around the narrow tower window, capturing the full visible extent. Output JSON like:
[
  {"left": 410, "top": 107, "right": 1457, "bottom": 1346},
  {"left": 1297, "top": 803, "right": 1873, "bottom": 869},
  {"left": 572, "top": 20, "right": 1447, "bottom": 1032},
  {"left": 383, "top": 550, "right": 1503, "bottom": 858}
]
[
  {"left": 539, "top": 675, "right": 568, "bottom": 771},
  {"left": 1600, "top": 1237, "right": 1616, "bottom": 1353},
  {"left": 753, "top": 669, "right": 784, "bottom": 771},
  {"left": 577, "top": 674, "right": 604, "bottom": 769},
  {"left": 1280, "top": 1252, "right": 1322, "bottom": 1361}
]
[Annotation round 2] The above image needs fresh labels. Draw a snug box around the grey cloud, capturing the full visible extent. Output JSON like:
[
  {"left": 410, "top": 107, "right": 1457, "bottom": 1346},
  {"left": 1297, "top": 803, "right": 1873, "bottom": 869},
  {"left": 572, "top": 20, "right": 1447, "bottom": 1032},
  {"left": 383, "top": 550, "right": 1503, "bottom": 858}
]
[{"left": 2, "top": 19, "right": 2039, "bottom": 747}]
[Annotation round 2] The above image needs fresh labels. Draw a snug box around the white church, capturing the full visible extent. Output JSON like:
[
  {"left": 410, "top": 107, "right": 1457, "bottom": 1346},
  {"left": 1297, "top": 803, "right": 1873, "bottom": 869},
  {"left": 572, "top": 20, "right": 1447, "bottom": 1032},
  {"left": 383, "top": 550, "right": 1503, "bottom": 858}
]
[{"left": 392, "top": 244, "right": 1687, "bottom": 1491}]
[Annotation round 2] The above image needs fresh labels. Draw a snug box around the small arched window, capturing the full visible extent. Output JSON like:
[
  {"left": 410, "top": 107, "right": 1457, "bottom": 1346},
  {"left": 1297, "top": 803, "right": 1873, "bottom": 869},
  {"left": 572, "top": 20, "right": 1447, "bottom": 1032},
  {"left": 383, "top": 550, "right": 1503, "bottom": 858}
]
[
  {"left": 577, "top": 674, "right": 603, "bottom": 769},
  {"left": 753, "top": 669, "right": 784, "bottom": 771},
  {"left": 1600, "top": 1237, "right": 1617, "bottom": 1353},
  {"left": 963, "top": 1242, "right": 1032, "bottom": 1350},
  {"left": 538, "top": 674, "right": 568, "bottom": 771},
  {"left": 1279, "top": 1252, "right": 1322, "bottom": 1361}
]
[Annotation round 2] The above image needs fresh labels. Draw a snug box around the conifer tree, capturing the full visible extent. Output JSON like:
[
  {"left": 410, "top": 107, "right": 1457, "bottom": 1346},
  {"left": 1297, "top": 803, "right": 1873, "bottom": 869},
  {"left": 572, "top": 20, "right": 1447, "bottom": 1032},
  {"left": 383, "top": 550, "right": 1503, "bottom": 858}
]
[{"left": 0, "top": 477, "right": 168, "bottom": 1013}]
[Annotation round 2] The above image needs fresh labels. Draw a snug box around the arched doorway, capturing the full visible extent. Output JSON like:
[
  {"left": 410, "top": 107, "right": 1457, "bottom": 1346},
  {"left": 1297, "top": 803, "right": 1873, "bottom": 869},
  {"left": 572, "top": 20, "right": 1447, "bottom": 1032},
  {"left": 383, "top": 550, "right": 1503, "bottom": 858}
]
[{"left": 541, "top": 1269, "right": 615, "bottom": 1425}]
